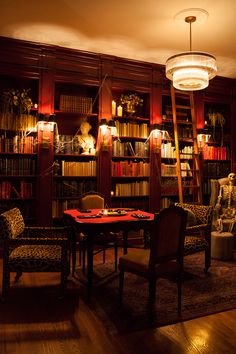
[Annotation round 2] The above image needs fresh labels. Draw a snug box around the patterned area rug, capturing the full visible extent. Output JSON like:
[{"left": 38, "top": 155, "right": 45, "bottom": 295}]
[{"left": 76, "top": 251, "right": 236, "bottom": 332}]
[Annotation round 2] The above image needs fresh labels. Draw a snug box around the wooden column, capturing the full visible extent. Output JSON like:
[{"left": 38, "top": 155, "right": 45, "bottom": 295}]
[{"left": 97, "top": 60, "right": 113, "bottom": 206}]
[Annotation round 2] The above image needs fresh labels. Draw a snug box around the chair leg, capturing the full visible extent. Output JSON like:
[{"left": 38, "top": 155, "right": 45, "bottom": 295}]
[
  {"left": 2, "top": 269, "right": 10, "bottom": 302},
  {"left": 60, "top": 266, "right": 68, "bottom": 299},
  {"left": 148, "top": 278, "right": 156, "bottom": 322},
  {"left": 119, "top": 269, "right": 124, "bottom": 306},
  {"left": 114, "top": 244, "right": 118, "bottom": 272},
  {"left": 177, "top": 276, "right": 182, "bottom": 314},
  {"left": 79, "top": 243, "right": 82, "bottom": 266},
  {"left": 103, "top": 247, "right": 106, "bottom": 264},
  {"left": 204, "top": 248, "right": 211, "bottom": 273},
  {"left": 82, "top": 242, "right": 86, "bottom": 273}
]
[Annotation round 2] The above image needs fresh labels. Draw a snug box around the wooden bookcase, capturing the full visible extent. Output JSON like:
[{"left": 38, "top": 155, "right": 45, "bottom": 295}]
[
  {"left": 0, "top": 73, "right": 39, "bottom": 224},
  {"left": 201, "top": 98, "right": 232, "bottom": 203},
  {"left": 0, "top": 36, "right": 235, "bottom": 225}
]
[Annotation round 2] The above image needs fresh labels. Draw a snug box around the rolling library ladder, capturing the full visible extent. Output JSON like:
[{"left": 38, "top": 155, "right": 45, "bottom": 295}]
[{"left": 170, "top": 84, "right": 203, "bottom": 204}]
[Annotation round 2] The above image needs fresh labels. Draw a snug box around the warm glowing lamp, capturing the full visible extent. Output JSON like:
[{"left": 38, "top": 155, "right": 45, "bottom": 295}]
[
  {"left": 197, "top": 128, "right": 211, "bottom": 148},
  {"left": 166, "top": 13, "right": 217, "bottom": 91},
  {"left": 108, "top": 119, "right": 118, "bottom": 137},
  {"left": 99, "top": 118, "right": 109, "bottom": 151},
  {"left": 99, "top": 118, "right": 108, "bottom": 136}
]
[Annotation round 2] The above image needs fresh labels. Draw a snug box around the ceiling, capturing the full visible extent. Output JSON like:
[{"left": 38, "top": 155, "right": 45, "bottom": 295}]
[{"left": 0, "top": 0, "right": 236, "bottom": 79}]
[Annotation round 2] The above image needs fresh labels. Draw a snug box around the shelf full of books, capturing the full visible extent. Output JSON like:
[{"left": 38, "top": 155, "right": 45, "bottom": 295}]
[
  {"left": 60, "top": 159, "right": 96, "bottom": 176},
  {"left": 201, "top": 145, "right": 229, "bottom": 160},
  {"left": 52, "top": 178, "right": 97, "bottom": 218},
  {"left": 0, "top": 135, "right": 36, "bottom": 153},
  {"left": 113, "top": 140, "right": 149, "bottom": 157},
  {"left": 0, "top": 178, "right": 35, "bottom": 199},
  {"left": 0, "top": 156, "right": 36, "bottom": 175},
  {"left": 203, "top": 160, "right": 231, "bottom": 196},
  {"left": 112, "top": 160, "right": 150, "bottom": 177}
]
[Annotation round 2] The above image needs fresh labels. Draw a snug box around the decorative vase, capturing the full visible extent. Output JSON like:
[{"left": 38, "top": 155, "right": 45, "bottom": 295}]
[{"left": 126, "top": 102, "right": 136, "bottom": 115}]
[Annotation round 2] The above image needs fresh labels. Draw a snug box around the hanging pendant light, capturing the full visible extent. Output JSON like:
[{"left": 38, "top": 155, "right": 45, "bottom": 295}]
[{"left": 166, "top": 14, "right": 217, "bottom": 91}]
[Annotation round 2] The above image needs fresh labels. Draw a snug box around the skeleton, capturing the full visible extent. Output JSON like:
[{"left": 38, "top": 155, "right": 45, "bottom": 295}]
[{"left": 215, "top": 172, "right": 236, "bottom": 232}]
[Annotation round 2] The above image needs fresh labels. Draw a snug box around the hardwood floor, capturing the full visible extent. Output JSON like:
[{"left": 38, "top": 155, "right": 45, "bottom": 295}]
[{"left": 0, "top": 256, "right": 236, "bottom": 354}]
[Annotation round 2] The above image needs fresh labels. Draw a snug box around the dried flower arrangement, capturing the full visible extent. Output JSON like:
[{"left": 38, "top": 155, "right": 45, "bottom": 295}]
[
  {"left": 1, "top": 88, "right": 33, "bottom": 115},
  {"left": 120, "top": 92, "right": 143, "bottom": 115},
  {"left": 208, "top": 112, "right": 225, "bottom": 146}
]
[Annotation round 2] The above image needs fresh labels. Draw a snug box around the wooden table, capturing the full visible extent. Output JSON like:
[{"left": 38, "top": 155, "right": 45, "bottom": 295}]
[{"left": 64, "top": 208, "right": 154, "bottom": 300}]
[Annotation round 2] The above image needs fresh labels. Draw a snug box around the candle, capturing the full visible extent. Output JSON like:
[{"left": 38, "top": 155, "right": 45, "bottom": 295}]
[
  {"left": 103, "top": 209, "right": 108, "bottom": 216},
  {"left": 117, "top": 105, "right": 123, "bottom": 117},
  {"left": 112, "top": 100, "right": 116, "bottom": 116}
]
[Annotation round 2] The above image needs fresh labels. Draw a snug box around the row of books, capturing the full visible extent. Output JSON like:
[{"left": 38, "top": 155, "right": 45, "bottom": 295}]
[
  {"left": 160, "top": 197, "right": 172, "bottom": 209},
  {"left": 61, "top": 160, "right": 97, "bottom": 176},
  {"left": 161, "top": 178, "right": 193, "bottom": 196},
  {"left": 177, "top": 126, "right": 193, "bottom": 139},
  {"left": 0, "top": 135, "right": 36, "bottom": 153},
  {"left": 52, "top": 199, "right": 80, "bottom": 218},
  {"left": 161, "top": 163, "right": 177, "bottom": 177},
  {"left": 59, "top": 95, "right": 93, "bottom": 114},
  {"left": 161, "top": 142, "right": 193, "bottom": 159},
  {"left": 114, "top": 181, "right": 149, "bottom": 196},
  {"left": 161, "top": 162, "right": 192, "bottom": 177},
  {"left": 164, "top": 126, "right": 199, "bottom": 139},
  {"left": 203, "top": 161, "right": 231, "bottom": 176},
  {"left": 0, "top": 181, "right": 34, "bottom": 199},
  {"left": 164, "top": 105, "right": 189, "bottom": 120},
  {"left": 0, "top": 158, "right": 36, "bottom": 175},
  {"left": 112, "top": 141, "right": 149, "bottom": 157},
  {"left": 112, "top": 161, "right": 150, "bottom": 177},
  {"left": 115, "top": 121, "right": 149, "bottom": 138},
  {"left": 53, "top": 180, "right": 96, "bottom": 197},
  {"left": 203, "top": 180, "right": 212, "bottom": 194},
  {"left": 202, "top": 145, "right": 229, "bottom": 160},
  {"left": 0, "top": 113, "right": 37, "bottom": 131},
  {"left": 161, "top": 177, "right": 178, "bottom": 196}
]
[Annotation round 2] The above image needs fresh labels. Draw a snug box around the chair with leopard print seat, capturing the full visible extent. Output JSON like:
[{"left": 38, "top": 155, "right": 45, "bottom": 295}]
[
  {"left": 0, "top": 207, "right": 72, "bottom": 301},
  {"left": 175, "top": 203, "right": 213, "bottom": 273}
]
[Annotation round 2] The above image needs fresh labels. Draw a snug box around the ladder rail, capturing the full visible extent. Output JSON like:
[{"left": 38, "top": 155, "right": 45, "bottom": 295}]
[
  {"left": 171, "top": 85, "right": 184, "bottom": 204},
  {"left": 170, "top": 84, "right": 203, "bottom": 204},
  {"left": 190, "top": 93, "right": 203, "bottom": 203}
]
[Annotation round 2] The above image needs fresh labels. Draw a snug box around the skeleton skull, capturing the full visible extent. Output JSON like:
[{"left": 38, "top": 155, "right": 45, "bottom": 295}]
[{"left": 228, "top": 172, "right": 236, "bottom": 185}]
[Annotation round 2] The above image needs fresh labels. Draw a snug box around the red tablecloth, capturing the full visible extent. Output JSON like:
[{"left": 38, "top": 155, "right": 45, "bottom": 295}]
[{"left": 64, "top": 209, "right": 154, "bottom": 224}]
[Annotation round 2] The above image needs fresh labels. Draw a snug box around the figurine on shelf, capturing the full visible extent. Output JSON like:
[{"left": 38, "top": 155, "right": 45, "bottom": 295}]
[
  {"left": 214, "top": 172, "right": 236, "bottom": 232},
  {"left": 77, "top": 121, "right": 96, "bottom": 155}
]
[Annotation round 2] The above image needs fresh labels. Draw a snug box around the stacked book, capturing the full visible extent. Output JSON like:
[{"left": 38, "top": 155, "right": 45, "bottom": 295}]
[{"left": 59, "top": 95, "right": 92, "bottom": 114}]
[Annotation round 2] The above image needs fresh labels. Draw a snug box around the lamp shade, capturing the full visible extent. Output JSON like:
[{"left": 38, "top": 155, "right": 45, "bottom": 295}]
[{"left": 166, "top": 51, "right": 217, "bottom": 91}]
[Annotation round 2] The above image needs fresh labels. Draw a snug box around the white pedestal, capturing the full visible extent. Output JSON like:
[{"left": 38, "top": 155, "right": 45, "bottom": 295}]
[{"left": 211, "top": 231, "right": 234, "bottom": 260}]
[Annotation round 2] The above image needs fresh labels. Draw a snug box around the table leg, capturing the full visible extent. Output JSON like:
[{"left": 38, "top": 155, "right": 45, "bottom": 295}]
[
  {"left": 123, "top": 230, "right": 128, "bottom": 254},
  {"left": 86, "top": 233, "right": 94, "bottom": 301},
  {"left": 71, "top": 228, "right": 76, "bottom": 276}
]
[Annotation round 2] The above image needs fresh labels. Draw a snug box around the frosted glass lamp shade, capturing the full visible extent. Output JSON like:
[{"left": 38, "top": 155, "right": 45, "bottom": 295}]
[{"left": 166, "top": 51, "right": 217, "bottom": 91}]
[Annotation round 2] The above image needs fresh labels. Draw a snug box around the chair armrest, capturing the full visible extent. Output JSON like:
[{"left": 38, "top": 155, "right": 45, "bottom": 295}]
[
  {"left": 186, "top": 223, "right": 211, "bottom": 237},
  {"left": 23, "top": 226, "right": 73, "bottom": 239},
  {"left": 9, "top": 237, "right": 68, "bottom": 247}
]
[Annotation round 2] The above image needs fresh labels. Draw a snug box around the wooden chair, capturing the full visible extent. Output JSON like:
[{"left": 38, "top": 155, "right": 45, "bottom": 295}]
[
  {"left": 118, "top": 205, "right": 187, "bottom": 316},
  {"left": 175, "top": 203, "right": 213, "bottom": 273},
  {"left": 78, "top": 192, "right": 120, "bottom": 272},
  {"left": 0, "top": 207, "right": 72, "bottom": 301}
]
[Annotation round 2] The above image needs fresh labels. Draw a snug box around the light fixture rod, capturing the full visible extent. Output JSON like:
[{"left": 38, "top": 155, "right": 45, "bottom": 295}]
[{"left": 185, "top": 16, "right": 196, "bottom": 52}]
